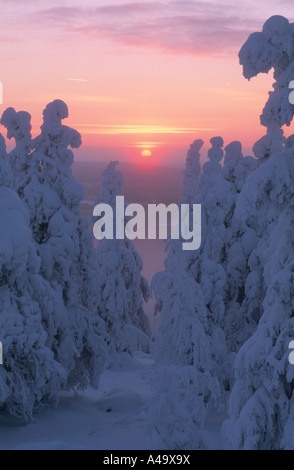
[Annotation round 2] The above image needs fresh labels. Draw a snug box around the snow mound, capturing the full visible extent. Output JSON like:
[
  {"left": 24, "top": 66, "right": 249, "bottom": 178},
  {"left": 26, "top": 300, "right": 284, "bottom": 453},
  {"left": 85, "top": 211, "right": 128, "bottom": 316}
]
[
  {"left": 12, "top": 440, "right": 87, "bottom": 450},
  {"left": 97, "top": 387, "right": 144, "bottom": 413}
]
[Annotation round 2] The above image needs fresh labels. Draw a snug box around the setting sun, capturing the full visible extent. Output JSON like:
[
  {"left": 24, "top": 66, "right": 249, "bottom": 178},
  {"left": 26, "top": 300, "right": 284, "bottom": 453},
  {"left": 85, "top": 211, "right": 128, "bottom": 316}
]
[{"left": 142, "top": 149, "right": 152, "bottom": 157}]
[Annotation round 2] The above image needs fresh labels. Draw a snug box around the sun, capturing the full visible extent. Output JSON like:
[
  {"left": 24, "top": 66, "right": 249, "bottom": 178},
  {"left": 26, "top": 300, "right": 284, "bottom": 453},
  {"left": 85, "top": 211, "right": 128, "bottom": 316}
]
[{"left": 141, "top": 149, "right": 152, "bottom": 157}]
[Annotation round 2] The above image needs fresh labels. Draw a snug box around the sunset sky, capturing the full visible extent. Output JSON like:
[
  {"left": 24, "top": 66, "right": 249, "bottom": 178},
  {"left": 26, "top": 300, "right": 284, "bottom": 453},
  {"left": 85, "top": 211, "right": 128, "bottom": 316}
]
[{"left": 0, "top": 0, "right": 294, "bottom": 166}]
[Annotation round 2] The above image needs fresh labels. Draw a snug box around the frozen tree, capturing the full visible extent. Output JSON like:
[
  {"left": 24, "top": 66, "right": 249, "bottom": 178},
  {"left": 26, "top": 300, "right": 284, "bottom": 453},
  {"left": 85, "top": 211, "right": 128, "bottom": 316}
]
[
  {"left": 0, "top": 139, "right": 65, "bottom": 421},
  {"left": 180, "top": 139, "right": 203, "bottom": 204},
  {"left": 174, "top": 138, "right": 259, "bottom": 404},
  {"left": 239, "top": 16, "right": 294, "bottom": 161},
  {"left": 222, "top": 141, "right": 258, "bottom": 192},
  {"left": 95, "top": 161, "right": 150, "bottom": 356},
  {"left": 162, "top": 139, "right": 235, "bottom": 395},
  {"left": 222, "top": 215, "right": 259, "bottom": 355},
  {"left": 149, "top": 365, "right": 217, "bottom": 449},
  {"left": 148, "top": 239, "right": 219, "bottom": 449},
  {"left": 186, "top": 136, "right": 258, "bottom": 392},
  {"left": 94, "top": 160, "right": 123, "bottom": 208},
  {"left": 182, "top": 137, "right": 236, "bottom": 392},
  {"left": 1, "top": 107, "right": 32, "bottom": 191},
  {"left": 1, "top": 101, "right": 108, "bottom": 392},
  {"left": 252, "top": 127, "right": 285, "bottom": 164},
  {"left": 148, "top": 138, "right": 229, "bottom": 449},
  {"left": 220, "top": 141, "right": 259, "bottom": 354},
  {"left": 223, "top": 145, "right": 294, "bottom": 449},
  {"left": 200, "top": 136, "right": 223, "bottom": 191},
  {"left": 152, "top": 242, "right": 211, "bottom": 368},
  {"left": 0, "top": 134, "right": 12, "bottom": 188}
]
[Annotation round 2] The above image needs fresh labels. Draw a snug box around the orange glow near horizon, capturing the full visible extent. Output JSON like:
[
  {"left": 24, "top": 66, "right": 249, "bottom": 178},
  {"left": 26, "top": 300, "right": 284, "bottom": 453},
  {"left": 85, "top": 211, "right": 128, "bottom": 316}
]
[
  {"left": 142, "top": 149, "right": 152, "bottom": 157},
  {"left": 3, "top": 59, "right": 282, "bottom": 165},
  {"left": 1, "top": 1, "right": 294, "bottom": 167}
]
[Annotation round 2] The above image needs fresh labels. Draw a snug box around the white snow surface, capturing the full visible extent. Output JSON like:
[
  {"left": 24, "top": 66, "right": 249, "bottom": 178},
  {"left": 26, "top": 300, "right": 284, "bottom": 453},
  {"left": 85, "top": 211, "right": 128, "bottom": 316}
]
[
  {"left": 0, "top": 353, "right": 146, "bottom": 449},
  {"left": 0, "top": 352, "right": 224, "bottom": 450}
]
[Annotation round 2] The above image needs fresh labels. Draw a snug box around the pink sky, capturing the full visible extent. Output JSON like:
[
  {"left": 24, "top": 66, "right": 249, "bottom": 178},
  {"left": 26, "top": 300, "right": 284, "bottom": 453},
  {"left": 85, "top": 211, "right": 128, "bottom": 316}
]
[{"left": 1, "top": 0, "right": 294, "bottom": 166}]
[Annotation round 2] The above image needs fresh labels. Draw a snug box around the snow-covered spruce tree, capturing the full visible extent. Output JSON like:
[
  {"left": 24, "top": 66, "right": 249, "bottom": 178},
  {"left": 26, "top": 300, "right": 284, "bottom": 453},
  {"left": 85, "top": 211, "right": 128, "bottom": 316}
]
[
  {"left": 222, "top": 141, "right": 258, "bottom": 193},
  {"left": 94, "top": 161, "right": 150, "bottom": 356},
  {"left": 220, "top": 141, "right": 260, "bottom": 354},
  {"left": 0, "top": 133, "right": 13, "bottom": 188},
  {"left": 0, "top": 134, "right": 65, "bottom": 421},
  {"left": 0, "top": 107, "right": 32, "bottom": 191},
  {"left": 148, "top": 139, "right": 223, "bottom": 449},
  {"left": 178, "top": 138, "right": 259, "bottom": 397},
  {"left": 184, "top": 136, "right": 237, "bottom": 392},
  {"left": 239, "top": 15, "right": 294, "bottom": 162},
  {"left": 148, "top": 239, "right": 219, "bottom": 450},
  {"left": 179, "top": 139, "right": 203, "bottom": 205},
  {"left": 223, "top": 145, "right": 294, "bottom": 449},
  {"left": 1, "top": 101, "right": 108, "bottom": 391}
]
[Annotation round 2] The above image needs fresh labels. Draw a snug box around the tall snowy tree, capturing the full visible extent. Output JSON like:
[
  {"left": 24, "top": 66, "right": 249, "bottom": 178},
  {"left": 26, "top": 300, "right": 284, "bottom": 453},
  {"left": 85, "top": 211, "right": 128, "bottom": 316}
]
[
  {"left": 222, "top": 141, "right": 258, "bottom": 193},
  {"left": 223, "top": 144, "right": 294, "bottom": 449},
  {"left": 180, "top": 139, "right": 203, "bottom": 205},
  {"left": 220, "top": 141, "right": 260, "bottom": 354},
  {"left": 0, "top": 107, "right": 32, "bottom": 191},
  {"left": 148, "top": 239, "right": 219, "bottom": 449},
  {"left": 183, "top": 137, "right": 235, "bottom": 392},
  {"left": 1, "top": 101, "right": 108, "bottom": 392},
  {"left": 148, "top": 139, "right": 224, "bottom": 449},
  {"left": 0, "top": 134, "right": 65, "bottom": 421},
  {"left": 94, "top": 161, "right": 151, "bottom": 356},
  {"left": 239, "top": 15, "right": 294, "bottom": 162}
]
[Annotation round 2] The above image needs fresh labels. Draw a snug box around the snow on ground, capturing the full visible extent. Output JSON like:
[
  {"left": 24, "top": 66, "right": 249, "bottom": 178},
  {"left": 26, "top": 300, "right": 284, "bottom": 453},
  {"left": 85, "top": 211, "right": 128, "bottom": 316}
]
[
  {"left": 0, "top": 352, "right": 154, "bottom": 450},
  {"left": 0, "top": 351, "right": 224, "bottom": 450}
]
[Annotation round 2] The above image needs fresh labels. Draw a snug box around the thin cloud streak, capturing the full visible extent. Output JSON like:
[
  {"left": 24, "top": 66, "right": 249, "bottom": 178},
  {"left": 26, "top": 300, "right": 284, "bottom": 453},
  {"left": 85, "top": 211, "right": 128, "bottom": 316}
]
[
  {"left": 67, "top": 78, "right": 87, "bottom": 82},
  {"left": 77, "top": 124, "right": 216, "bottom": 135}
]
